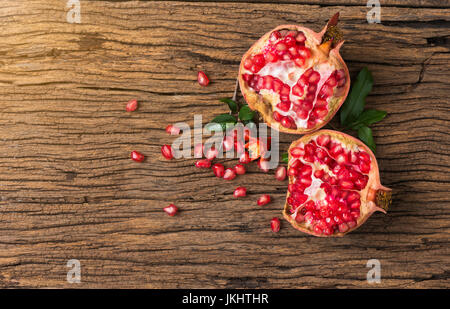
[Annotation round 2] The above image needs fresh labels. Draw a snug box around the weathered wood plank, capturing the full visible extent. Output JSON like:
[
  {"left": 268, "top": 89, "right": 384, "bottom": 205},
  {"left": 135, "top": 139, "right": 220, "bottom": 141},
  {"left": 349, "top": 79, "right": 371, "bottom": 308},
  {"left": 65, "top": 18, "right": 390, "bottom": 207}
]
[{"left": 0, "top": 0, "right": 448, "bottom": 288}]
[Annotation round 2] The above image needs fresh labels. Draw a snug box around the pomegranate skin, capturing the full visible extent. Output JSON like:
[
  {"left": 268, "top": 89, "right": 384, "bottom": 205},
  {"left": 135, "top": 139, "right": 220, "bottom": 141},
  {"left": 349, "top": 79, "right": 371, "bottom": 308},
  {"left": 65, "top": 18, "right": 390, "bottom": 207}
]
[
  {"left": 238, "top": 14, "right": 351, "bottom": 135},
  {"left": 282, "top": 129, "right": 392, "bottom": 237}
]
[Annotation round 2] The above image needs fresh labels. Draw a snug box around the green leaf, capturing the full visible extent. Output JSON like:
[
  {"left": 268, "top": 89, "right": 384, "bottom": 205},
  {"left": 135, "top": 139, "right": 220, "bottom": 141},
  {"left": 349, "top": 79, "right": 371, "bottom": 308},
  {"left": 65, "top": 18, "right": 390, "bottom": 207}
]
[
  {"left": 340, "top": 67, "right": 373, "bottom": 126},
  {"left": 206, "top": 114, "right": 237, "bottom": 132},
  {"left": 211, "top": 113, "right": 237, "bottom": 124},
  {"left": 220, "top": 98, "right": 238, "bottom": 113},
  {"left": 358, "top": 126, "right": 376, "bottom": 153},
  {"left": 238, "top": 105, "right": 255, "bottom": 121},
  {"left": 281, "top": 153, "right": 289, "bottom": 164},
  {"left": 348, "top": 109, "right": 387, "bottom": 129},
  {"left": 205, "top": 122, "right": 224, "bottom": 132}
]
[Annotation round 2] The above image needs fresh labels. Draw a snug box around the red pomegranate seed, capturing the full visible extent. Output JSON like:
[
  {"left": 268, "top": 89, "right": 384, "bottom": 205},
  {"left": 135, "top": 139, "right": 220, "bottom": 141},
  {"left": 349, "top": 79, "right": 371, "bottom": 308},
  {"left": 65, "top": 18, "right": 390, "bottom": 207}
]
[
  {"left": 275, "top": 166, "right": 287, "bottom": 181},
  {"left": 308, "top": 71, "right": 320, "bottom": 84},
  {"left": 195, "top": 159, "right": 211, "bottom": 168},
  {"left": 270, "top": 217, "right": 281, "bottom": 232},
  {"left": 257, "top": 194, "right": 271, "bottom": 206},
  {"left": 205, "top": 147, "right": 218, "bottom": 160},
  {"left": 233, "top": 187, "right": 247, "bottom": 198},
  {"left": 239, "top": 151, "right": 251, "bottom": 164},
  {"left": 258, "top": 158, "right": 270, "bottom": 172},
  {"left": 163, "top": 204, "right": 178, "bottom": 216},
  {"left": 194, "top": 143, "right": 204, "bottom": 158},
  {"left": 290, "top": 147, "right": 305, "bottom": 157},
  {"left": 281, "top": 116, "right": 292, "bottom": 128},
  {"left": 197, "top": 71, "right": 209, "bottom": 86},
  {"left": 126, "top": 99, "right": 138, "bottom": 112},
  {"left": 234, "top": 164, "right": 246, "bottom": 175},
  {"left": 161, "top": 145, "right": 174, "bottom": 160},
  {"left": 295, "top": 32, "right": 306, "bottom": 43},
  {"left": 165, "top": 124, "right": 180, "bottom": 135},
  {"left": 130, "top": 150, "right": 144, "bottom": 162},
  {"left": 223, "top": 136, "right": 234, "bottom": 152},
  {"left": 212, "top": 163, "right": 225, "bottom": 178},
  {"left": 223, "top": 168, "right": 236, "bottom": 180}
]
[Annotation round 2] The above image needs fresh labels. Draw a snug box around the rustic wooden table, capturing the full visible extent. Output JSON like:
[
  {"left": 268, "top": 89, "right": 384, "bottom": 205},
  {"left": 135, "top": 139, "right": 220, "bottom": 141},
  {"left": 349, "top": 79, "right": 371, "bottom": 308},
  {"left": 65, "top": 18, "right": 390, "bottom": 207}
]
[{"left": 0, "top": 0, "right": 448, "bottom": 288}]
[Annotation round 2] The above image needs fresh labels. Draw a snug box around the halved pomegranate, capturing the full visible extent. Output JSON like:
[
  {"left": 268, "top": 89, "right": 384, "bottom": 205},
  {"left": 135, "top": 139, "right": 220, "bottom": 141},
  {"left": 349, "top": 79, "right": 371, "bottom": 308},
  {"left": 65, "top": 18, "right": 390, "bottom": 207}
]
[
  {"left": 283, "top": 130, "right": 392, "bottom": 237},
  {"left": 238, "top": 13, "right": 350, "bottom": 134}
]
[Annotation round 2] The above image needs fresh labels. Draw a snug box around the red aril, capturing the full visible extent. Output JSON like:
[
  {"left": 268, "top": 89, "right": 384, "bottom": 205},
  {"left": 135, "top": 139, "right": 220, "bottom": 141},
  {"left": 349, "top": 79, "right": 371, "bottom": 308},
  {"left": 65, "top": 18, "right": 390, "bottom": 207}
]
[
  {"left": 130, "top": 150, "right": 144, "bottom": 162},
  {"left": 223, "top": 168, "right": 236, "bottom": 180},
  {"left": 233, "top": 187, "right": 247, "bottom": 198},
  {"left": 239, "top": 151, "right": 252, "bottom": 164},
  {"left": 258, "top": 158, "right": 270, "bottom": 172},
  {"left": 197, "top": 71, "right": 209, "bottom": 86},
  {"left": 194, "top": 143, "right": 204, "bottom": 158},
  {"left": 257, "top": 194, "right": 271, "bottom": 206},
  {"left": 205, "top": 147, "right": 218, "bottom": 160},
  {"left": 212, "top": 163, "right": 225, "bottom": 178},
  {"left": 238, "top": 13, "right": 350, "bottom": 134},
  {"left": 283, "top": 130, "right": 392, "bottom": 237},
  {"left": 126, "top": 99, "right": 138, "bottom": 112},
  {"left": 234, "top": 164, "right": 246, "bottom": 175},
  {"left": 275, "top": 166, "right": 287, "bottom": 181},
  {"left": 270, "top": 217, "right": 281, "bottom": 232},
  {"left": 166, "top": 124, "right": 180, "bottom": 135},
  {"left": 161, "top": 145, "right": 174, "bottom": 160},
  {"left": 163, "top": 204, "right": 178, "bottom": 216},
  {"left": 195, "top": 159, "right": 211, "bottom": 168}
]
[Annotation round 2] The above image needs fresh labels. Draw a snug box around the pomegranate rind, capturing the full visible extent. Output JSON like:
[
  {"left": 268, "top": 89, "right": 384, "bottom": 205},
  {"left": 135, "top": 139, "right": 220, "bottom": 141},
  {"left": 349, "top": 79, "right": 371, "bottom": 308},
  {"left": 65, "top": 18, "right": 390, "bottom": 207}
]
[
  {"left": 282, "top": 129, "right": 391, "bottom": 237},
  {"left": 238, "top": 21, "right": 350, "bottom": 134}
]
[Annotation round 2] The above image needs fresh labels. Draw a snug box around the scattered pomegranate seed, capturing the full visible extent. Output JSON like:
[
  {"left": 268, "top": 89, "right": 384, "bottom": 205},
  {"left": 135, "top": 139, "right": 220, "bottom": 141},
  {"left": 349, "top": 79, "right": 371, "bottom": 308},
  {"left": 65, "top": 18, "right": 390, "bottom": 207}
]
[
  {"left": 126, "top": 99, "right": 138, "bottom": 112},
  {"left": 161, "top": 144, "right": 174, "bottom": 160},
  {"left": 239, "top": 151, "right": 251, "bottom": 164},
  {"left": 165, "top": 124, "right": 180, "bottom": 135},
  {"left": 258, "top": 158, "right": 270, "bottom": 172},
  {"left": 223, "top": 168, "right": 236, "bottom": 180},
  {"left": 212, "top": 163, "right": 225, "bottom": 178},
  {"left": 194, "top": 143, "right": 204, "bottom": 158},
  {"left": 130, "top": 150, "right": 144, "bottom": 162},
  {"left": 233, "top": 187, "right": 247, "bottom": 198},
  {"left": 205, "top": 147, "right": 218, "bottom": 160},
  {"left": 234, "top": 164, "right": 246, "bottom": 175},
  {"left": 275, "top": 166, "right": 287, "bottom": 181},
  {"left": 257, "top": 194, "right": 271, "bottom": 206},
  {"left": 197, "top": 71, "right": 210, "bottom": 86},
  {"left": 195, "top": 159, "right": 211, "bottom": 168},
  {"left": 163, "top": 204, "right": 178, "bottom": 216},
  {"left": 270, "top": 217, "right": 281, "bottom": 232}
]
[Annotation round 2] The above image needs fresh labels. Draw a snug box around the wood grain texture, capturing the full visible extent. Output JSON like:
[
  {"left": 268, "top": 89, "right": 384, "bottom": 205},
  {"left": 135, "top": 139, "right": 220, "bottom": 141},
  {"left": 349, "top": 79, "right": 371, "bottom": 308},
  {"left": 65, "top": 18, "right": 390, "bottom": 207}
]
[{"left": 0, "top": 0, "right": 449, "bottom": 288}]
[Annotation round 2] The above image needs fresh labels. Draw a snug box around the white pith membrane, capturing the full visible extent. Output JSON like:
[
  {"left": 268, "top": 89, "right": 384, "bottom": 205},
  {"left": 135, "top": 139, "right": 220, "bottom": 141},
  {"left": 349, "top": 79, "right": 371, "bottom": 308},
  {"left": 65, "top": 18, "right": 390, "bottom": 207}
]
[
  {"left": 241, "top": 29, "right": 346, "bottom": 130},
  {"left": 286, "top": 134, "right": 373, "bottom": 236}
]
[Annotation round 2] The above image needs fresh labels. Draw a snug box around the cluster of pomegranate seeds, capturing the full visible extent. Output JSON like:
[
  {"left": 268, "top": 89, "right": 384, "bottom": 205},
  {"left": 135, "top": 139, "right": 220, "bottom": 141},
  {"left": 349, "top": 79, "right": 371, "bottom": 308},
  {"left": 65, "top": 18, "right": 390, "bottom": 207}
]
[
  {"left": 244, "top": 30, "right": 310, "bottom": 73},
  {"left": 164, "top": 204, "right": 178, "bottom": 216},
  {"left": 130, "top": 150, "right": 145, "bottom": 162},
  {"left": 270, "top": 217, "right": 281, "bottom": 232},
  {"left": 241, "top": 29, "right": 347, "bottom": 130},
  {"left": 197, "top": 71, "right": 210, "bottom": 86},
  {"left": 287, "top": 134, "right": 372, "bottom": 235},
  {"left": 233, "top": 187, "right": 247, "bottom": 198},
  {"left": 166, "top": 124, "right": 180, "bottom": 135},
  {"left": 161, "top": 144, "right": 174, "bottom": 160},
  {"left": 126, "top": 99, "right": 138, "bottom": 112}
]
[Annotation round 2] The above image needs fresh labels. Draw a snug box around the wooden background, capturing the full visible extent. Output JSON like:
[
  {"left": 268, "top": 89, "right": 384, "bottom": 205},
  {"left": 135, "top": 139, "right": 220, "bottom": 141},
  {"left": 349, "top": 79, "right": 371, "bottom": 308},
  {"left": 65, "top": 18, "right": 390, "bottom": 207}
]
[{"left": 0, "top": 0, "right": 448, "bottom": 288}]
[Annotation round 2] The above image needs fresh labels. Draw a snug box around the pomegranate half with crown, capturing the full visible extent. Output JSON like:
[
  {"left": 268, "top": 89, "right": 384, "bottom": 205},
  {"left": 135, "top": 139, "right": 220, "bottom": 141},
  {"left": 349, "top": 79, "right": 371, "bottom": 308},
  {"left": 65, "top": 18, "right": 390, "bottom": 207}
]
[
  {"left": 283, "top": 130, "right": 392, "bottom": 237},
  {"left": 238, "top": 13, "right": 350, "bottom": 134}
]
